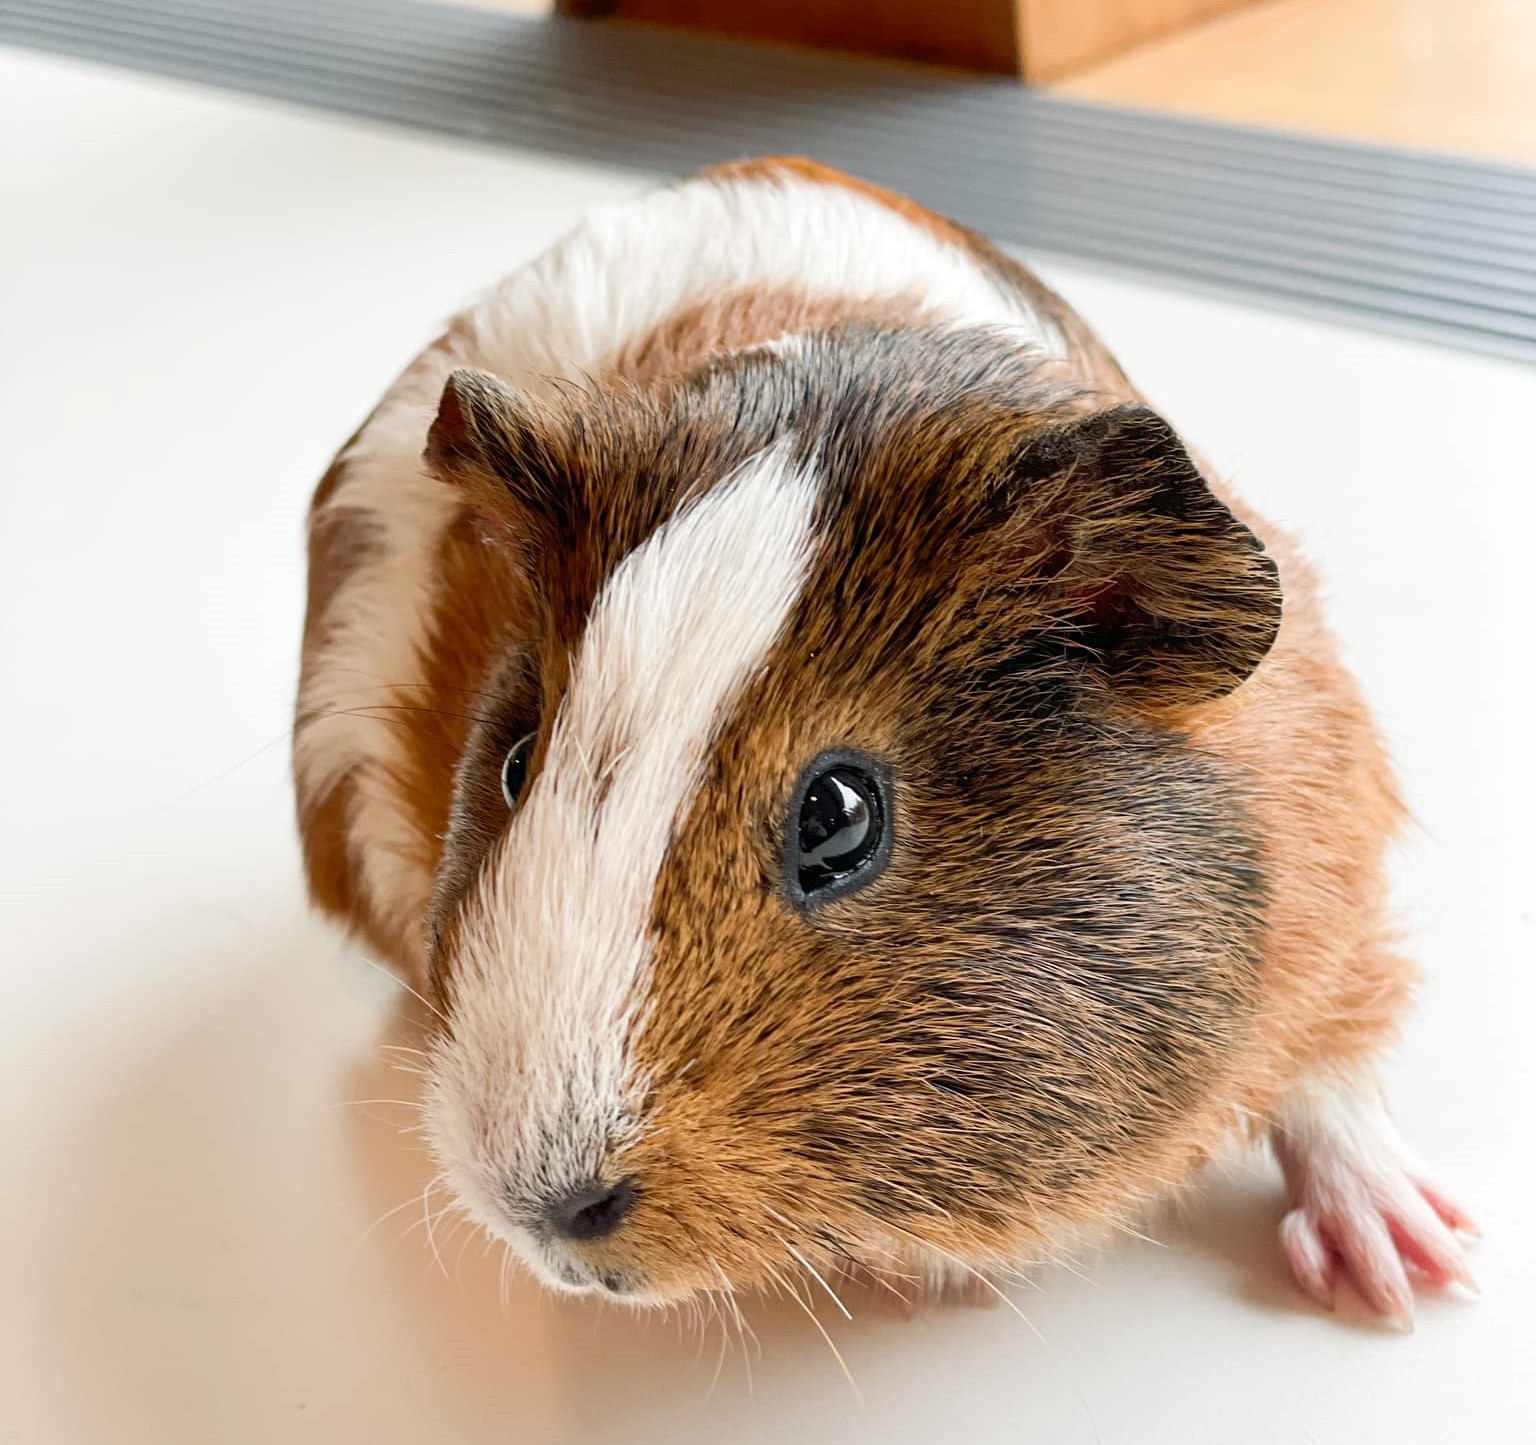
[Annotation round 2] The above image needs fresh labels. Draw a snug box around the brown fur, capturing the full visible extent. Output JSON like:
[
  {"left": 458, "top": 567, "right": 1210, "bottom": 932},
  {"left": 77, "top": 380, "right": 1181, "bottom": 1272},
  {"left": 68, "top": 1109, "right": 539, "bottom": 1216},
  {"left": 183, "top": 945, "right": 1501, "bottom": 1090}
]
[
  {"left": 396, "top": 509, "right": 533, "bottom": 887},
  {"left": 611, "top": 283, "right": 928, "bottom": 390},
  {"left": 295, "top": 161, "right": 1413, "bottom": 1303}
]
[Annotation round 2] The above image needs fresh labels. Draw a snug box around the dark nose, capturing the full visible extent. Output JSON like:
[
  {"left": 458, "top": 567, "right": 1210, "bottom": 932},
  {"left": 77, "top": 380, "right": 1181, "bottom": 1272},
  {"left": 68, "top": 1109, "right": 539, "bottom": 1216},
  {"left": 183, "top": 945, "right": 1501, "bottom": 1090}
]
[{"left": 547, "top": 1177, "right": 637, "bottom": 1241}]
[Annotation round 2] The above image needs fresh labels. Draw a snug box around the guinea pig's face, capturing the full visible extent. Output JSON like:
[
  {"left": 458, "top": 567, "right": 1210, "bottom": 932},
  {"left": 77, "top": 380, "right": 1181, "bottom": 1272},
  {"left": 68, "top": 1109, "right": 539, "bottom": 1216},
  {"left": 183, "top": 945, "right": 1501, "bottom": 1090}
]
[{"left": 420, "top": 328, "right": 1282, "bottom": 1304}]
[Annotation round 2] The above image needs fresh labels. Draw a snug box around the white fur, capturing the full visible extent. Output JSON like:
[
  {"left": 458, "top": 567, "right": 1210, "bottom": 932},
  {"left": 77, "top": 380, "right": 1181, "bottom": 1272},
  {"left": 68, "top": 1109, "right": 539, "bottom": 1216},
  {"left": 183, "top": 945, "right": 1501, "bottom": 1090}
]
[
  {"left": 297, "top": 166, "right": 1060, "bottom": 974},
  {"left": 1272, "top": 1073, "right": 1475, "bottom": 1324},
  {"left": 428, "top": 444, "right": 821, "bottom": 1269},
  {"left": 459, "top": 171, "right": 1059, "bottom": 387}
]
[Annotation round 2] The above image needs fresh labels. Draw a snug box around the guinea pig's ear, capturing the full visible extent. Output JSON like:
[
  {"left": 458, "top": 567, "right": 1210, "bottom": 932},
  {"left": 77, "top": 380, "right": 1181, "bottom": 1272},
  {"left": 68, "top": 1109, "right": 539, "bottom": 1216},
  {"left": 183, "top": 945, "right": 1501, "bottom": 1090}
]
[
  {"left": 423, "top": 368, "right": 561, "bottom": 528},
  {"left": 1013, "top": 403, "right": 1282, "bottom": 708}
]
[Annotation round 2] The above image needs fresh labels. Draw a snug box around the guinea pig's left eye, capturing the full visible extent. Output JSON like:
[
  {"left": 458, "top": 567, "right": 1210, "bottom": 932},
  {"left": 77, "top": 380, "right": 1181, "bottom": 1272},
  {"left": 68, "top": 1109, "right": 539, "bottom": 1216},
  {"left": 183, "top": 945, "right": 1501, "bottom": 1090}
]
[
  {"left": 787, "top": 753, "right": 891, "bottom": 906},
  {"left": 500, "top": 732, "right": 536, "bottom": 809}
]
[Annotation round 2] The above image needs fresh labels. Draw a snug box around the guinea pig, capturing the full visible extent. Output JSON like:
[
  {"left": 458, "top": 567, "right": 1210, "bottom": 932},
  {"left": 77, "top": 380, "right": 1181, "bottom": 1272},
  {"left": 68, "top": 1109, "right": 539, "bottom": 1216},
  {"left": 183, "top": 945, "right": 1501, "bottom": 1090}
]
[{"left": 294, "top": 157, "right": 1475, "bottom": 1328}]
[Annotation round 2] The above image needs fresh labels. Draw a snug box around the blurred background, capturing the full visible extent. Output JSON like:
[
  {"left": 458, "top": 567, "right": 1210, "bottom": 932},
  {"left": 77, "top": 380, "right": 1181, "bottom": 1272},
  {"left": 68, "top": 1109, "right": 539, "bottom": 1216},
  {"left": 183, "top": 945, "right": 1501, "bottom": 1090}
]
[
  {"left": 506, "top": 0, "right": 1536, "bottom": 162},
  {"left": 2, "top": 3, "right": 1532, "bottom": 1443}
]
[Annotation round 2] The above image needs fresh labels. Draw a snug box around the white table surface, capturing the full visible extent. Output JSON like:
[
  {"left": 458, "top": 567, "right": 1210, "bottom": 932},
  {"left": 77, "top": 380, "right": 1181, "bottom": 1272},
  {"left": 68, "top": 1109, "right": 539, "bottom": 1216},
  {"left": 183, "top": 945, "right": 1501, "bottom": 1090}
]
[{"left": 3, "top": 46, "right": 1532, "bottom": 1445}]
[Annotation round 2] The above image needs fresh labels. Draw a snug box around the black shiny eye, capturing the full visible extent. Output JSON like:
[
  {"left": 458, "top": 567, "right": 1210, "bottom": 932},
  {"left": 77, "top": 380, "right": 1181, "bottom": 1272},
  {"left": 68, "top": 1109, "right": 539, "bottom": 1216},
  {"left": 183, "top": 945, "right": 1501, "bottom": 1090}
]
[
  {"left": 500, "top": 732, "right": 536, "bottom": 809},
  {"left": 787, "top": 754, "right": 890, "bottom": 905}
]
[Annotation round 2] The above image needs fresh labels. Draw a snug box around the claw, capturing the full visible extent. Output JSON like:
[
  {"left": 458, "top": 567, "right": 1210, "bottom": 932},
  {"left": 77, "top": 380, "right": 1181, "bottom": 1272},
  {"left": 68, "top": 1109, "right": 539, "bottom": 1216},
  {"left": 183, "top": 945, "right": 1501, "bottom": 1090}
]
[{"left": 1414, "top": 1178, "right": 1482, "bottom": 1241}]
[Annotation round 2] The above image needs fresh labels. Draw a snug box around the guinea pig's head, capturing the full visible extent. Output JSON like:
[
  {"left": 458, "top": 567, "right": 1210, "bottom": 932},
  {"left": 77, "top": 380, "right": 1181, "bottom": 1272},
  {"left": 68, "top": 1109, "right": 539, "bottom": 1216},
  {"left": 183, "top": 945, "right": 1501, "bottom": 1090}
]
[{"left": 418, "top": 325, "right": 1282, "bottom": 1305}]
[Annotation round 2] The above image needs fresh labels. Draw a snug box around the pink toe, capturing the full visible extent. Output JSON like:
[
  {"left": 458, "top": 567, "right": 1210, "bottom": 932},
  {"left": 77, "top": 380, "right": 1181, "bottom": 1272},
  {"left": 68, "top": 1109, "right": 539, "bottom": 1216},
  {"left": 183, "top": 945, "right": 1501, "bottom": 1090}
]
[
  {"left": 1389, "top": 1219, "right": 1479, "bottom": 1295},
  {"left": 1331, "top": 1211, "right": 1415, "bottom": 1328},
  {"left": 1280, "top": 1209, "right": 1336, "bottom": 1309},
  {"left": 1414, "top": 1180, "right": 1481, "bottom": 1241}
]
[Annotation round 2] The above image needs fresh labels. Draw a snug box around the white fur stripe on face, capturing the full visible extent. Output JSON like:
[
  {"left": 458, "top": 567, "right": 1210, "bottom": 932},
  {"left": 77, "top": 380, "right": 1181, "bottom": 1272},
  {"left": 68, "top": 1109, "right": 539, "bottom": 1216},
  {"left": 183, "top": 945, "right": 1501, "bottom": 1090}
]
[{"left": 430, "top": 443, "right": 822, "bottom": 1233}]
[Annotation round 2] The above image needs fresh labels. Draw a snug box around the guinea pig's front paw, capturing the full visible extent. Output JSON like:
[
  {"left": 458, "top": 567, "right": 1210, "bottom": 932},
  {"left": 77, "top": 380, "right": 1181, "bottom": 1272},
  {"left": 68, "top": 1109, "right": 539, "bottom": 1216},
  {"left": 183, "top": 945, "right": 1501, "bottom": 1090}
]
[{"left": 1271, "top": 1077, "right": 1479, "bottom": 1330}]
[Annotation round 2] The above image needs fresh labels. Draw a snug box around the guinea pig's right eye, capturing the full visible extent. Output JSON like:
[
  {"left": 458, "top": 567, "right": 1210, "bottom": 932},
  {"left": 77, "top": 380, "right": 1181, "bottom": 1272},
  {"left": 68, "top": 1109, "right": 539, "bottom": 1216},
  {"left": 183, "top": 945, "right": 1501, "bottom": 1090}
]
[
  {"left": 500, "top": 732, "right": 536, "bottom": 809},
  {"left": 785, "top": 751, "right": 892, "bottom": 907}
]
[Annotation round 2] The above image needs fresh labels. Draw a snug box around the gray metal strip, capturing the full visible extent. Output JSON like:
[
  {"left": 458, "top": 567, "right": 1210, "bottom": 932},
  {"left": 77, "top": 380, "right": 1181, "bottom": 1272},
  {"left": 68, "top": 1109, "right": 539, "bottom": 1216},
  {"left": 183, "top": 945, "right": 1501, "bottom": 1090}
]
[{"left": 4, "top": 0, "right": 1534, "bottom": 363}]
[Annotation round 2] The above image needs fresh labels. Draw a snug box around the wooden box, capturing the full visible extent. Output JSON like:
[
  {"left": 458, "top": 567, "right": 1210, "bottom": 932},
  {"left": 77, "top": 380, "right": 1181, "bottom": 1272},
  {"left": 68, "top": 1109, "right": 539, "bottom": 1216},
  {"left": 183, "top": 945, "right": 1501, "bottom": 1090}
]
[{"left": 557, "top": 0, "right": 1270, "bottom": 82}]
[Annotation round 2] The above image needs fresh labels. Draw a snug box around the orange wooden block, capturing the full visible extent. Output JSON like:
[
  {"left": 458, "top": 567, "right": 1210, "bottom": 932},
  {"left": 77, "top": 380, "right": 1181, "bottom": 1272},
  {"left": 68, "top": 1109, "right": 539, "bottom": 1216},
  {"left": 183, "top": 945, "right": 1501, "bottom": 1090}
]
[{"left": 557, "top": 0, "right": 1269, "bottom": 80}]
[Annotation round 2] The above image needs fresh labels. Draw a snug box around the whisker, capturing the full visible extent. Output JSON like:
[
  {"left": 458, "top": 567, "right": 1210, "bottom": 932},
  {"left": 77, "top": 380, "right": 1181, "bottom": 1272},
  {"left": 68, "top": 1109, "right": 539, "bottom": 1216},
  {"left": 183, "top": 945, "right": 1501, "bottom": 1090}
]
[
  {"left": 706, "top": 1294, "right": 729, "bottom": 1395},
  {"left": 856, "top": 1261, "right": 917, "bottom": 1308},
  {"left": 324, "top": 669, "right": 521, "bottom": 709},
  {"left": 356, "top": 953, "right": 451, "bottom": 1029},
  {"left": 160, "top": 729, "right": 299, "bottom": 806},
  {"left": 421, "top": 1175, "right": 453, "bottom": 1281},
  {"left": 878, "top": 1222, "right": 1053, "bottom": 1344},
  {"left": 765, "top": 1263, "right": 860, "bottom": 1402},
  {"left": 332, "top": 1098, "right": 424, "bottom": 1111},
  {"left": 708, "top": 1259, "right": 757, "bottom": 1395},
  {"left": 731, "top": 1300, "right": 757, "bottom": 1398},
  {"left": 166, "top": 668, "right": 518, "bottom": 807},
  {"left": 328, "top": 701, "right": 505, "bottom": 729},
  {"left": 1035, "top": 1244, "right": 1101, "bottom": 1290},
  {"left": 956, "top": 1268, "right": 1050, "bottom": 1348},
  {"left": 458, "top": 1217, "right": 488, "bottom": 1280},
  {"left": 781, "top": 1240, "right": 853, "bottom": 1321},
  {"left": 354, "top": 1193, "right": 429, "bottom": 1251}
]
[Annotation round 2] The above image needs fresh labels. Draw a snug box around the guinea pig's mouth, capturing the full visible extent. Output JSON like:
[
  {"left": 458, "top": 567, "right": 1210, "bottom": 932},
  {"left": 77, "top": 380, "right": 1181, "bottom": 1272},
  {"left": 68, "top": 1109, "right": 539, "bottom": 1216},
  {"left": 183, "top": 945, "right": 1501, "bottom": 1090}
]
[
  {"left": 511, "top": 1234, "right": 659, "bottom": 1305},
  {"left": 538, "top": 1247, "right": 628, "bottom": 1297}
]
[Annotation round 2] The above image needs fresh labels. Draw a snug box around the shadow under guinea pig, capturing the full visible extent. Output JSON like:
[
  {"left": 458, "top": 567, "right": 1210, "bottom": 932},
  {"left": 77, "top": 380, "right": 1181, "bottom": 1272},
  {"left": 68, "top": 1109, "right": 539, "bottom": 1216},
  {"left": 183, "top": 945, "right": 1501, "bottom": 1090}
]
[
  {"left": 342, "top": 993, "right": 1144, "bottom": 1443},
  {"left": 26, "top": 880, "right": 1348, "bottom": 1445},
  {"left": 344, "top": 991, "right": 1359, "bottom": 1443}
]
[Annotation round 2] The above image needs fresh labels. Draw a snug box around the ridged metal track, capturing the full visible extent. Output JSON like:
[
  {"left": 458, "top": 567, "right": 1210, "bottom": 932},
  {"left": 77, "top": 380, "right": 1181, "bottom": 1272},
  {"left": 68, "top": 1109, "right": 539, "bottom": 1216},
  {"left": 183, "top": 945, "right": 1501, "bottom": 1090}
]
[{"left": 5, "top": 0, "right": 1535, "bottom": 363}]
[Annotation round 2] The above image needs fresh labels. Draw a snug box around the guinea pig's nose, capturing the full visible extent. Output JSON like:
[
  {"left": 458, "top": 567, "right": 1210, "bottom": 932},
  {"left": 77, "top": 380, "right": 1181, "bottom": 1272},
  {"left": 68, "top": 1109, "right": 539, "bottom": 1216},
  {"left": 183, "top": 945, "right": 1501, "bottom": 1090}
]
[{"left": 547, "top": 1177, "right": 637, "bottom": 1242}]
